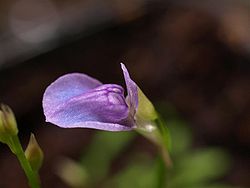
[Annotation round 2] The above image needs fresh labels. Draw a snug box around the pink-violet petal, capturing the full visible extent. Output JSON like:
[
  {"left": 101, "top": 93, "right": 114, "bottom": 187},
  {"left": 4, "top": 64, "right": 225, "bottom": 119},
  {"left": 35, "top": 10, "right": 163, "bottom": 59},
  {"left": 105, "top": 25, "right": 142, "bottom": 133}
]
[{"left": 121, "top": 63, "right": 138, "bottom": 113}]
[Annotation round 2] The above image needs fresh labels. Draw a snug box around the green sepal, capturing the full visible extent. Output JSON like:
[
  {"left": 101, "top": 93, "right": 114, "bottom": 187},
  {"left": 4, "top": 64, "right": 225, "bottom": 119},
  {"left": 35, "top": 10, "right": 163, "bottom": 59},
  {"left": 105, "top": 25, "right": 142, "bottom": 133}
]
[{"left": 136, "top": 87, "right": 158, "bottom": 122}]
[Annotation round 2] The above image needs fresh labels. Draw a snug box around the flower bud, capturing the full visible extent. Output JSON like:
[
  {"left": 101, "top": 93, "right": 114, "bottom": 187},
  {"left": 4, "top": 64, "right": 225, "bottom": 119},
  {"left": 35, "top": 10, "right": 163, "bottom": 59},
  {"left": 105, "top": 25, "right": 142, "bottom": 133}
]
[
  {"left": 0, "top": 104, "right": 18, "bottom": 142},
  {"left": 25, "top": 133, "right": 44, "bottom": 172},
  {"left": 0, "top": 111, "right": 7, "bottom": 143}
]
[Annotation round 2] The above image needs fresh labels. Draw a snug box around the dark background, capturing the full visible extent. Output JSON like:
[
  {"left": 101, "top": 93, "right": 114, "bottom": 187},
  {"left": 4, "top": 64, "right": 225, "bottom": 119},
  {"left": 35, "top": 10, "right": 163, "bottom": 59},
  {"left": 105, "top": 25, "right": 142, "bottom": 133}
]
[{"left": 0, "top": 0, "right": 249, "bottom": 187}]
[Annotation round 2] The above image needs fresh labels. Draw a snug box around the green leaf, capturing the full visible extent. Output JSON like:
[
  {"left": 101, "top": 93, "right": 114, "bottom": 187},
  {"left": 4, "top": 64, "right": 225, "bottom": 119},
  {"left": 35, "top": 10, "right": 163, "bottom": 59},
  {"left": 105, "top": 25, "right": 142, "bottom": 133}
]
[
  {"left": 105, "top": 154, "right": 159, "bottom": 188},
  {"left": 80, "top": 131, "right": 135, "bottom": 184},
  {"left": 167, "top": 120, "right": 192, "bottom": 156},
  {"left": 184, "top": 183, "right": 240, "bottom": 188},
  {"left": 168, "top": 148, "right": 231, "bottom": 188}
]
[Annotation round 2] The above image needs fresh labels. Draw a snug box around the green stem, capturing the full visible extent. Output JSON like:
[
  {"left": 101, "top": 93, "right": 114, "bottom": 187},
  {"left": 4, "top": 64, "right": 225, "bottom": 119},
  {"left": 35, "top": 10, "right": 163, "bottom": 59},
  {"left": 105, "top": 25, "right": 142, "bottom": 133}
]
[
  {"left": 8, "top": 135, "right": 41, "bottom": 188},
  {"left": 156, "top": 156, "right": 167, "bottom": 188},
  {"left": 155, "top": 115, "right": 172, "bottom": 167}
]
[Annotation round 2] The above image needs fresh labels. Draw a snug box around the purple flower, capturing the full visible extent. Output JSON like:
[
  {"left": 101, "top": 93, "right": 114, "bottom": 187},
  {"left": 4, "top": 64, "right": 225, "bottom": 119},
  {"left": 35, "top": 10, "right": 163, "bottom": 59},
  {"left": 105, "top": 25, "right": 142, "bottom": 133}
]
[{"left": 42, "top": 63, "right": 138, "bottom": 131}]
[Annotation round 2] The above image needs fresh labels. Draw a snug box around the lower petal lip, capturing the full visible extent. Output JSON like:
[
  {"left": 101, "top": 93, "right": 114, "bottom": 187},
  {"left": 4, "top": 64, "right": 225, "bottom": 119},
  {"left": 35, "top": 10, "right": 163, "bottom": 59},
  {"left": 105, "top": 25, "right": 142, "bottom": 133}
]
[
  {"left": 44, "top": 83, "right": 130, "bottom": 125},
  {"left": 47, "top": 120, "right": 134, "bottom": 131}
]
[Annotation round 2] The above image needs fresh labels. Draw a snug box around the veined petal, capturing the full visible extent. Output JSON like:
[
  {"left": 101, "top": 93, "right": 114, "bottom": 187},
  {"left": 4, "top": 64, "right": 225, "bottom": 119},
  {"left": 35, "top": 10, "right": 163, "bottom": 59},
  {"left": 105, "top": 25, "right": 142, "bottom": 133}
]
[
  {"left": 43, "top": 73, "right": 102, "bottom": 113},
  {"left": 44, "top": 84, "right": 132, "bottom": 131},
  {"left": 121, "top": 63, "right": 138, "bottom": 113}
]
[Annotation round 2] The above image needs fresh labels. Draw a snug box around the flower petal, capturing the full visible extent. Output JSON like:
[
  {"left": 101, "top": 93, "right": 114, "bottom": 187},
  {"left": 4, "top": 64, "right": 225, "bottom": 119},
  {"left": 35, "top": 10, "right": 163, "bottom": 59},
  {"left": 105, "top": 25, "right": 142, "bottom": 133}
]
[
  {"left": 43, "top": 73, "right": 102, "bottom": 115},
  {"left": 44, "top": 83, "right": 133, "bottom": 131},
  {"left": 121, "top": 63, "right": 138, "bottom": 113},
  {"left": 62, "top": 121, "right": 133, "bottom": 131}
]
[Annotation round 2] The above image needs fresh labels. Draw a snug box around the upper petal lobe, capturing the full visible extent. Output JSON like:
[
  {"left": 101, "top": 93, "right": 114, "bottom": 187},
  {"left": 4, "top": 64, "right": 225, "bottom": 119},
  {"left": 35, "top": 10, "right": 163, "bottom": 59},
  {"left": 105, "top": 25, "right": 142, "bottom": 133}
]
[
  {"left": 43, "top": 73, "right": 102, "bottom": 117},
  {"left": 121, "top": 63, "right": 138, "bottom": 114}
]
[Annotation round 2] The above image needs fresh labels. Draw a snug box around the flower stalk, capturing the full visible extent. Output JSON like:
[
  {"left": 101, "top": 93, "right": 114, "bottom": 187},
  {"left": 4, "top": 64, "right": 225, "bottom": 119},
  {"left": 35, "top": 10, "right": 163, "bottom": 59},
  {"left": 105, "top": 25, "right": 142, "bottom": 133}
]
[
  {"left": 8, "top": 135, "right": 41, "bottom": 188},
  {"left": 135, "top": 88, "right": 172, "bottom": 167},
  {"left": 0, "top": 104, "right": 42, "bottom": 188}
]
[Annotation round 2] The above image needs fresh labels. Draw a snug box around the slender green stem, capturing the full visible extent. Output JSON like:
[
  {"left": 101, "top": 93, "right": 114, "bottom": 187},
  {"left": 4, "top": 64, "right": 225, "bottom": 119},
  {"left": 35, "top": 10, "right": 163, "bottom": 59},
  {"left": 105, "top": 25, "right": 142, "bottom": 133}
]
[
  {"left": 8, "top": 135, "right": 41, "bottom": 188},
  {"left": 155, "top": 115, "right": 172, "bottom": 167},
  {"left": 155, "top": 115, "right": 172, "bottom": 188},
  {"left": 156, "top": 156, "right": 167, "bottom": 188}
]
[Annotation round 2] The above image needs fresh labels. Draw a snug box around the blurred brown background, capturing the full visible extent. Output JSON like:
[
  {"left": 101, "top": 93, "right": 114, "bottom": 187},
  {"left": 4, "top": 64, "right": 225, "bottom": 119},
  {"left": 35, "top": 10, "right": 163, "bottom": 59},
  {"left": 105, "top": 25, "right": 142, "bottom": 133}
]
[{"left": 0, "top": 0, "right": 249, "bottom": 187}]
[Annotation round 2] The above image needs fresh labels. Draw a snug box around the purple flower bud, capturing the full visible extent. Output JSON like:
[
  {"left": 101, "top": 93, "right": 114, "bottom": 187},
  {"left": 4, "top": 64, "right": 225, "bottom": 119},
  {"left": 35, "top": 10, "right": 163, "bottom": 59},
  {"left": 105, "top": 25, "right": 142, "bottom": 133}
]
[{"left": 42, "top": 63, "right": 138, "bottom": 131}]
